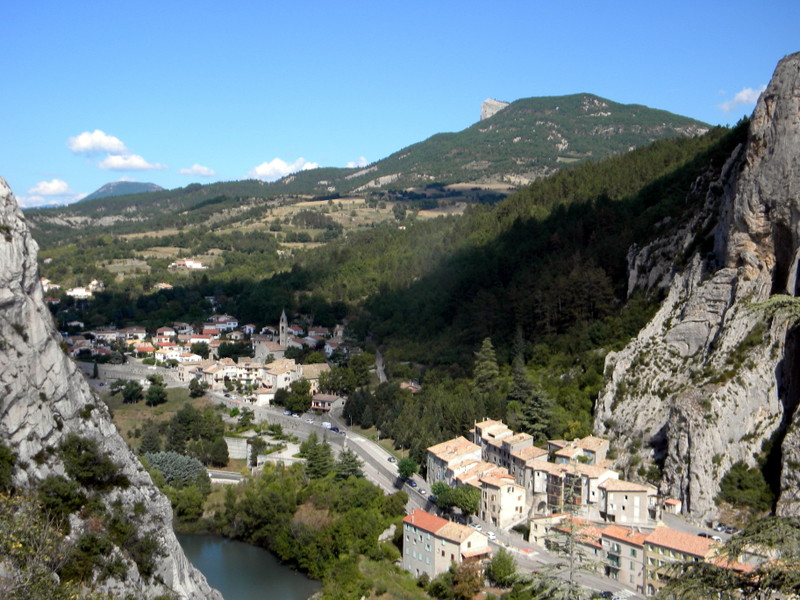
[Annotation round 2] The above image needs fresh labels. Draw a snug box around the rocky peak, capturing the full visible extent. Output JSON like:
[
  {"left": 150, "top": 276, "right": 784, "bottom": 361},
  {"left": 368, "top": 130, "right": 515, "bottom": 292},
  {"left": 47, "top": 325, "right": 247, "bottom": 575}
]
[
  {"left": 0, "top": 178, "right": 221, "bottom": 598},
  {"left": 594, "top": 52, "right": 800, "bottom": 521}
]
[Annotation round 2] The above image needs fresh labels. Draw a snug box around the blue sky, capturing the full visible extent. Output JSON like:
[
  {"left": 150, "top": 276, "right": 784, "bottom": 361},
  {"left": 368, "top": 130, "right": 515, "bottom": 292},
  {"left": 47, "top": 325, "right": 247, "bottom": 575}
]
[{"left": 2, "top": 1, "right": 798, "bottom": 207}]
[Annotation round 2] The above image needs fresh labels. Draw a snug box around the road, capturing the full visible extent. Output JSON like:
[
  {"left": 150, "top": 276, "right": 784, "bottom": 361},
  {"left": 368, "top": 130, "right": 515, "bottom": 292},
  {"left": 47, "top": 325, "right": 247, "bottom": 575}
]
[{"left": 95, "top": 367, "right": 651, "bottom": 599}]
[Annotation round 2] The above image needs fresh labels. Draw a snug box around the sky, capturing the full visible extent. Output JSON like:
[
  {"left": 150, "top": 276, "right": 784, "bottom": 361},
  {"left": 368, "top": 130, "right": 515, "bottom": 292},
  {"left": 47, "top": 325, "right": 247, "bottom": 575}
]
[{"left": 2, "top": 1, "right": 798, "bottom": 208}]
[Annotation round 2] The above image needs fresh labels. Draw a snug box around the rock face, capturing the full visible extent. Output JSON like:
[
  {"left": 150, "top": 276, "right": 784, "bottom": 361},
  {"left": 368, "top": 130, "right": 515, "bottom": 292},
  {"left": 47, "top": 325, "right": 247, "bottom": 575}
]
[
  {"left": 594, "top": 52, "right": 800, "bottom": 521},
  {"left": 0, "top": 178, "right": 222, "bottom": 599}
]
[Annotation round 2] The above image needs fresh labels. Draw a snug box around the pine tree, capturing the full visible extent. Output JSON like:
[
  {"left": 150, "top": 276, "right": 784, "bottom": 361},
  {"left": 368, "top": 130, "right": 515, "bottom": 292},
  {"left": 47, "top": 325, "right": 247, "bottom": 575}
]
[
  {"left": 306, "top": 439, "right": 334, "bottom": 479},
  {"left": 334, "top": 448, "right": 364, "bottom": 480},
  {"left": 473, "top": 337, "right": 502, "bottom": 417}
]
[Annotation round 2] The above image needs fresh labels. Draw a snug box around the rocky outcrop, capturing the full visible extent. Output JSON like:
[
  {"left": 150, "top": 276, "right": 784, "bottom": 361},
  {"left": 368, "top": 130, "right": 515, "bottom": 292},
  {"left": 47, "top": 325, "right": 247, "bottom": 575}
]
[
  {"left": 594, "top": 52, "right": 800, "bottom": 521},
  {"left": 0, "top": 178, "right": 222, "bottom": 599}
]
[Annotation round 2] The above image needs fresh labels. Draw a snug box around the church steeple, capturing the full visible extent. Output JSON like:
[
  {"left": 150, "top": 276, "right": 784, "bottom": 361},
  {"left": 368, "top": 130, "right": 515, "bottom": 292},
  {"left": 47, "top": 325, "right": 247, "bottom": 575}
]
[{"left": 279, "top": 309, "right": 288, "bottom": 348}]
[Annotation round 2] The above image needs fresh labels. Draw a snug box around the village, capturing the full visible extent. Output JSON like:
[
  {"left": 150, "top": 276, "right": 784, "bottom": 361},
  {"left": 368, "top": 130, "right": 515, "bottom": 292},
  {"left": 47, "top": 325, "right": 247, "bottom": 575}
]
[
  {"left": 51, "top": 282, "right": 757, "bottom": 599},
  {"left": 408, "top": 421, "right": 755, "bottom": 597}
]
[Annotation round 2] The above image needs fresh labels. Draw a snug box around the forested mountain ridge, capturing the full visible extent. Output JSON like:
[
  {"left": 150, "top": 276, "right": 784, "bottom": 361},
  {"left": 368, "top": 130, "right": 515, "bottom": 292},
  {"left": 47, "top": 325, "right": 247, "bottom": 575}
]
[
  {"left": 81, "top": 181, "right": 164, "bottom": 202},
  {"left": 25, "top": 93, "right": 707, "bottom": 243}
]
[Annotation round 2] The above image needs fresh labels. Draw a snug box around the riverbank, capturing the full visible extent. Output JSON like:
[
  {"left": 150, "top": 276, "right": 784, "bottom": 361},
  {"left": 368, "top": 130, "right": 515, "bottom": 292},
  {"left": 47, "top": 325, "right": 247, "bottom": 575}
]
[{"left": 178, "top": 533, "right": 321, "bottom": 600}]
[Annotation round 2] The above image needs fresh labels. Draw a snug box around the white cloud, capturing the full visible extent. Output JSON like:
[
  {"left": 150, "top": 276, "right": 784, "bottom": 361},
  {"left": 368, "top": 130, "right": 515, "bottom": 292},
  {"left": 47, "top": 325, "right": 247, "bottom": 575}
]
[
  {"left": 99, "top": 154, "right": 167, "bottom": 171},
  {"left": 718, "top": 85, "right": 766, "bottom": 113},
  {"left": 248, "top": 157, "right": 319, "bottom": 181},
  {"left": 68, "top": 129, "right": 128, "bottom": 154},
  {"left": 179, "top": 163, "right": 216, "bottom": 177},
  {"left": 27, "top": 178, "right": 72, "bottom": 196},
  {"left": 346, "top": 156, "right": 368, "bottom": 168},
  {"left": 17, "top": 191, "right": 87, "bottom": 208}
]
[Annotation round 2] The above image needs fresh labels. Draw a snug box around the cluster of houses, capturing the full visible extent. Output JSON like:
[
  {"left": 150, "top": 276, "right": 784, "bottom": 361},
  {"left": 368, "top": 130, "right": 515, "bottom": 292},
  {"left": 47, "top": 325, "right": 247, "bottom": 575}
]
[
  {"left": 41, "top": 277, "right": 104, "bottom": 301},
  {"left": 64, "top": 311, "right": 347, "bottom": 410},
  {"left": 406, "top": 419, "right": 754, "bottom": 596}
]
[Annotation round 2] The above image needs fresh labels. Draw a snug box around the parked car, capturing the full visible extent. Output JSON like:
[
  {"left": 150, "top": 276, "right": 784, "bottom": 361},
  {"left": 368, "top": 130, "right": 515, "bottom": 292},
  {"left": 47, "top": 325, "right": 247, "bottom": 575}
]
[
  {"left": 387, "top": 456, "right": 397, "bottom": 463},
  {"left": 418, "top": 488, "right": 426, "bottom": 496},
  {"left": 486, "top": 531, "right": 496, "bottom": 541},
  {"left": 284, "top": 410, "right": 292, "bottom": 415},
  {"left": 330, "top": 426, "right": 340, "bottom": 433},
  {"left": 407, "top": 480, "right": 418, "bottom": 488}
]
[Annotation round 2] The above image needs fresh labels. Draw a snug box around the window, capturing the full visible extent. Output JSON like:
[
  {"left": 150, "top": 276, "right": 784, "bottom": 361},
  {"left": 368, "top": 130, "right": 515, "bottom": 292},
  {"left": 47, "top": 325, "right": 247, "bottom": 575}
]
[{"left": 631, "top": 549, "right": 637, "bottom": 558}]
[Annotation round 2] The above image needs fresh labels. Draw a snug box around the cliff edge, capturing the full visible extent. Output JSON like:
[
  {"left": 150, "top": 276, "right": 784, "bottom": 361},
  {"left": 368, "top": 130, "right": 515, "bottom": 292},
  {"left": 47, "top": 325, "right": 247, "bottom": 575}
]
[
  {"left": 0, "top": 177, "right": 222, "bottom": 598},
  {"left": 595, "top": 52, "right": 800, "bottom": 521}
]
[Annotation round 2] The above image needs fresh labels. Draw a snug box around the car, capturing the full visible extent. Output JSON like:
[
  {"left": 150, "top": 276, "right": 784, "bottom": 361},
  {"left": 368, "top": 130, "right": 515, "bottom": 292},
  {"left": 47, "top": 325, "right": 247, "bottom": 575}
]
[
  {"left": 724, "top": 525, "right": 736, "bottom": 535},
  {"left": 305, "top": 418, "right": 314, "bottom": 424},
  {"left": 284, "top": 410, "right": 292, "bottom": 415},
  {"left": 387, "top": 456, "right": 397, "bottom": 463},
  {"left": 408, "top": 480, "right": 418, "bottom": 488},
  {"left": 330, "top": 426, "right": 340, "bottom": 433},
  {"left": 292, "top": 413, "right": 301, "bottom": 418},
  {"left": 418, "top": 489, "right": 427, "bottom": 496},
  {"left": 469, "top": 523, "right": 482, "bottom": 531},
  {"left": 714, "top": 523, "right": 726, "bottom": 532},
  {"left": 595, "top": 593, "right": 614, "bottom": 600},
  {"left": 712, "top": 535, "right": 722, "bottom": 542},
  {"left": 224, "top": 393, "right": 231, "bottom": 398},
  {"left": 698, "top": 532, "right": 712, "bottom": 539},
  {"left": 486, "top": 531, "right": 496, "bottom": 541}
]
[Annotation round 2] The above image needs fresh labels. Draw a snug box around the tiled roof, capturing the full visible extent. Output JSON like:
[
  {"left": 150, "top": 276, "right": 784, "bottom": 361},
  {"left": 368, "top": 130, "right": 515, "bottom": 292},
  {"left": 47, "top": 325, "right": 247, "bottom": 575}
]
[
  {"left": 438, "top": 521, "right": 474, "bottom": 543},
  {"left": 427, "top": 436, "right": 481, "bottom": 461},
  {"left": 402, "top": 509, "right": 449, "bottom": 535},
  {"left": 511, "top": 445, "right": 548, "bottom": 461},
  {"left": 645, "top": 526, "right": 714, "bottom": 558},
  {"left": 576, "top": 436, "right": 608, "bottom": 452},
  {"left": 601, "top": 525, "right": 649, "bottom": 547},
  {"left": 480, "top": 474, "right": 519, "bottom": 489},
  {"left": 599, "top": 479, "right": 652, "bottom": 493}
]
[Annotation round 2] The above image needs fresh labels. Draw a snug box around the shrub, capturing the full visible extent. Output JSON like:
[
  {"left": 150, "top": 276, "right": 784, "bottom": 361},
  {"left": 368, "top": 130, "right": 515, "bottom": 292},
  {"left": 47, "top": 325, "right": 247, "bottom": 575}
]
[
  {"left": 144, "top": 451, "right": 211, "bottom": 494},
  {"left": 0, "top": 442, "right": 15, "bottom": 491},
  {"left": 38, "top": 475, "right": 86, "bottom": 527},
  {"left": 59, "top": 434, "right": 130, "bottom": 491},
  {"left": 717, "top": 460, "right": 774, "bottom": 511}
]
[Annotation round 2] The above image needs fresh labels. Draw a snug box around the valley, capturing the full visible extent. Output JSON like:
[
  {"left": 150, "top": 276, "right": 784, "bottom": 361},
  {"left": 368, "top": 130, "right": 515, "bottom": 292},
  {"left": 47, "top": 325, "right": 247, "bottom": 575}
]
[{"left": 3, "top": 54, "right": 800, "bottom": 600}]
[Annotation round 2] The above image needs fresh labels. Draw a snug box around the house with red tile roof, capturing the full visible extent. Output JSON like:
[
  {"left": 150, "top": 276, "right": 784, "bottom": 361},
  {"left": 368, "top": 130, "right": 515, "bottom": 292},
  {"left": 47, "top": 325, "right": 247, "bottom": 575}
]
[
  {"left": 643, "top": 526, "right": 716, "bottom": 596},
  {"left": 426, "top": 437, "right": 482, "bottom": 486},
  {"left": 601, "top": 525, "right": 649, "bottom": 593},
  {"left": 402, "top": 509, "right": 490, "bottom": 578}
]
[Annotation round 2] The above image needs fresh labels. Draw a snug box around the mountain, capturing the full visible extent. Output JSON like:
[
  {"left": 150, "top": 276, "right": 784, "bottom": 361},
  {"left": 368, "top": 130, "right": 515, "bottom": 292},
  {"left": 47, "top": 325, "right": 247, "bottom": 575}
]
[
  {"left": 594, "top": 52, "right": 800, "bottom": 521},
  {"left": 81, "top": 181, "right": 164, "bottom": 202},
  {"left": 24, "top": 94, "right": 708, "bottom": 241},
  {"left": 0, "top": 178, "right": 221, "bottom": 598}
]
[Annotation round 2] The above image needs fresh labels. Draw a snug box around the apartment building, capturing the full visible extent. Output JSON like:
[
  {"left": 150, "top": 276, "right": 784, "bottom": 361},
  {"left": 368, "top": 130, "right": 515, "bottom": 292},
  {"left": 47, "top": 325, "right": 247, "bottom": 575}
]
[{"left": 402, "top": 509, "right": 490, "bottom": 579}]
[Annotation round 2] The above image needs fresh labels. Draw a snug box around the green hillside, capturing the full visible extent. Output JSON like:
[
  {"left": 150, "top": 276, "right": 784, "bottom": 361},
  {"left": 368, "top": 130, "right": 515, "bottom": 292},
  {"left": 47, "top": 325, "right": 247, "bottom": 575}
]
[{"left": 26, "top": 93, "right": 708, "bottom": 245}]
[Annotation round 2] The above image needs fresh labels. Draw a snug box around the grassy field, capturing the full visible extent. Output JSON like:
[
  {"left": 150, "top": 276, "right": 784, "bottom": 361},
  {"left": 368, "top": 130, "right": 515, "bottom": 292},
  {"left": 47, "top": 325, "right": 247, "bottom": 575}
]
[{"left": 103, "top": 387, "right": 216, "bottom": 449}]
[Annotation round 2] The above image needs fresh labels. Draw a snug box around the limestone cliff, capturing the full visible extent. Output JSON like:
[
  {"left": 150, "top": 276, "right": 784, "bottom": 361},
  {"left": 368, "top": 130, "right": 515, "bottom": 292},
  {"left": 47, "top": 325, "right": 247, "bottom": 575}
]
[
  {"left": 0, "top": 178, "right": 222, "bottom": 599},
  {"left": 594, "top": 52, "right": 800, "bottom": 522}
]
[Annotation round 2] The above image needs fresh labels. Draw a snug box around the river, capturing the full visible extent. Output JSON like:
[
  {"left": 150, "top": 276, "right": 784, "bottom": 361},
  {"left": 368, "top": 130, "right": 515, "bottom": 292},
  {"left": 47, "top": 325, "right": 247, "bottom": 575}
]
[{"left": 178, "top": 533, "right": 321, "bottom": 600}]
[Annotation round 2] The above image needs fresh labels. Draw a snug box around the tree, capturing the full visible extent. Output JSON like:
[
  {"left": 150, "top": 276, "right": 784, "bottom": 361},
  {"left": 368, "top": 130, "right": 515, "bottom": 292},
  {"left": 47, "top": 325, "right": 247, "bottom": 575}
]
[
  {"left": 121, "top": 380, "right": 143, "bottom": 404},
  {"left": 486, "top": 547, "right": 517, "bottom": 587},
  {"left": 473, "top": 337, "right": 502, "bottom": 417},
  {"left": 451, "top": 560, "right": 484, "bottom": 600},
  {"left": 139, "top": 426, "right": 161, "bottom": 454},
  {"left": 190, "top": 342, "right": 210, "bottom": 359},
  {"left": 334, "top": 448, "right": 364, "bottom": 480},
  {"left": 306, "top": 439, "right": 334, "bottom": 479},
  {"left": 397, "top": 457, "right": 418, "bottom": 480},
  {"left": 145, "top": 383, "right": 167, "bottom": 407},
  {"left": 209, "top": 438, "right": 229, "bottom": 468},
  {"left": 188, "top": 377, "right": 205, "bottom": 398},
  {"left": 451, "top": 485, "right": 481, "bottom": 518}
]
